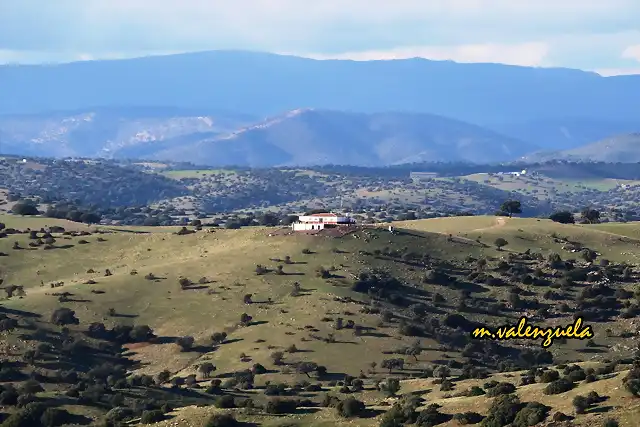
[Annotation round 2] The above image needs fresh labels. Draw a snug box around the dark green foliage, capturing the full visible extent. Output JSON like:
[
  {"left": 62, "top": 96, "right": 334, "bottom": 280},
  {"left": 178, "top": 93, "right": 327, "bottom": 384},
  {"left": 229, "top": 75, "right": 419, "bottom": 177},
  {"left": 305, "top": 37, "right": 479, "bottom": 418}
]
[
  {"left": 486, "top": 382, "right": 516, "bottom": 397},
  {"left": 512, "top": 402, "right": 550, "bottom": 427},
  {"left": 481, "top": 394, "right": 521, "bottom": 427},
  {"left": 572, "top": 395, "right": 589, "bottom": 414},
  {"left": 416, "top": 403, "right": 450, "bottom": 427},
  {"left": 336, "top": 397, "right": 366, "bottom": 418},
  {"left": 265, "top": 398, "right": 299, "bottom": 414},
  {"left": 204, "top": 413, "right": 239, "bottom": 427},
  {"left": 215, "top": 395, "right": 236, "bottom": 409},
  {"left": 549, "top": 211, "right": 575, "bottom": 224},
  {"left": 543, "top": 378, "right": 574, "bottom": 395},
  {"left": 50, "top": 308, "right": 79, "bottom": 326},
  {"left": 2, "top": 402, "right": 46, "bottom": 427},
  {"left": 453, "top": 412, "right": 483, "bottom": 425},
  {"left": 11, "top": 201, "right": 39, "bottom": 216},
  {"left": 175, "top": 336, "right": 195, "bottom": 352},
  {"left": 140, "top": 410, "right": 165, "bottom": 424},
  {"left": 500, "top": 200, "right": 522, "bottom": 217},
  {"left": 40, "top": 407, "right": 71, "bottom": 427},
  {"left": 538, "top": 370, "right": 559, "bottom": 383}
]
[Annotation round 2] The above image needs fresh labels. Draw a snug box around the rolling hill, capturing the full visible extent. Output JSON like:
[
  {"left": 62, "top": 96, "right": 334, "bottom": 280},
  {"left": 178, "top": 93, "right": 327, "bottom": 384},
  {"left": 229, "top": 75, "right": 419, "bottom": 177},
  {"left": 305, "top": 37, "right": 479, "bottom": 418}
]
[
  {"left": 153, "top": 108, "right": 539, "bottom": 166},
  {"left": 0, "top": 108, "right": 537, "bottom": 166},
  {"left": 0, "top": 106, "right": 255, "bottom": 158},
  {"left": 0, "top": 50, "right": 639, "bottom": 151},
  {"left": 0, "top": 214, "right": 638, "bottom": 426},
  {"left": 523, "top": 133, "right": 640, "bottom": 163},
  {"left": 489, "top": 118, "right": 640, "bottom": 151}
]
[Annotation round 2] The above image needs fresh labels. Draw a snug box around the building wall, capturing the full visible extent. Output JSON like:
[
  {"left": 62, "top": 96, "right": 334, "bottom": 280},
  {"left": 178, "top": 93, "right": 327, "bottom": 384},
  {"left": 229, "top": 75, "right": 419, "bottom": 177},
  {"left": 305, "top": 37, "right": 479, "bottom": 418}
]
[
  {"left": 297, "top": 215, "right": 353, "bottom": 223},
  {"left": 292, "top": 222, "right": 325, "bottom": 231}
]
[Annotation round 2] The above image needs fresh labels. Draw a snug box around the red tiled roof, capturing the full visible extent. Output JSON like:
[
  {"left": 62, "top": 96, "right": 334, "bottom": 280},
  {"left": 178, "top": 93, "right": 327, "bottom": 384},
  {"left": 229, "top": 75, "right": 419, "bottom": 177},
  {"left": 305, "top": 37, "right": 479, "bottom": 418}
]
[{"left": 309, "top": 213, "right": 339, "bottom": 217}]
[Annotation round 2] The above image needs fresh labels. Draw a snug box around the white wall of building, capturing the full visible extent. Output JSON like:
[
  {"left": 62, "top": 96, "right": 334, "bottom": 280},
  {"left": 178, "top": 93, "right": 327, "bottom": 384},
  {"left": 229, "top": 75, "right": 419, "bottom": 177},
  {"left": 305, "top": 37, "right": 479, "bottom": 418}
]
[
  {"left": 297, "top": 215, "right": 353, "bottom": 223},
  {"left": 292, "top": 222, "right": 325, "bottom": 231}
]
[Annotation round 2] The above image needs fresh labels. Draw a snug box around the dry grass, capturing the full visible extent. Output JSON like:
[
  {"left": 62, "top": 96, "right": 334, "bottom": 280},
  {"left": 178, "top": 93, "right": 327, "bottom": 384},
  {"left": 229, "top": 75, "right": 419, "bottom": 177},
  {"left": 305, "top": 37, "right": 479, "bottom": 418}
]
[{"left": 2, "top": 214, "right": 640, "bottom": 426}]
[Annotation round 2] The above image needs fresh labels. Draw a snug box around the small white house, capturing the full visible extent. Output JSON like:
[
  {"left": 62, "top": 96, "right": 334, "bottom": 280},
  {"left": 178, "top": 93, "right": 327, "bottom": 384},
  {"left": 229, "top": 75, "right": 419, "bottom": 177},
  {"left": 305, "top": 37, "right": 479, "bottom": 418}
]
[{"left": 292, "top": 213, "right": 356, "bottom": 231}]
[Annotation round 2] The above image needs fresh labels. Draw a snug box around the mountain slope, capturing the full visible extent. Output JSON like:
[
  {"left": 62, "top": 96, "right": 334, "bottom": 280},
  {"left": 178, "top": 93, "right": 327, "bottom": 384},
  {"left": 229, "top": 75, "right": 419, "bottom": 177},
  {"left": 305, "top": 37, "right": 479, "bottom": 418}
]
[
  {"left": 0, "top": 107, "right": 255, "bottom": 158},
  {"left": 523, "top": 133, "right": 640, "bottom": 162},
  {"left": 0, "top": 51, "right": 638, "bottom": 131},
  {"left": 158, "top": 108, "right": 538, "bottom": 166},
  {"left": 488, "top": 118, "right": 640, "bottom": 150}
]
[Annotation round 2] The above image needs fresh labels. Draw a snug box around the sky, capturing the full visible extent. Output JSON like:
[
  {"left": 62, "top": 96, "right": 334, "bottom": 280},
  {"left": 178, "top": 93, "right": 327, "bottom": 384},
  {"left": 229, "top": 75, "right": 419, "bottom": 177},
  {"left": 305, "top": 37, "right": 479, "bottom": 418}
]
[{"left": 1, "top": 0, "right": 640, "bottom": 76}]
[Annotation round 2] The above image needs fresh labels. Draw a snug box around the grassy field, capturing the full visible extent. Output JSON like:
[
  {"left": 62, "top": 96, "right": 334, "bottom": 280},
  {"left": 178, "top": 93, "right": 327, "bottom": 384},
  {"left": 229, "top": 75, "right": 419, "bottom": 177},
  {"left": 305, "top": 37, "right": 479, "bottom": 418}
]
[
  {"left": 460, "top": 173, "right": 640, "bottom": 197},
  {"left": 1, "top": 214, "right": 639, "bottom": 426}
]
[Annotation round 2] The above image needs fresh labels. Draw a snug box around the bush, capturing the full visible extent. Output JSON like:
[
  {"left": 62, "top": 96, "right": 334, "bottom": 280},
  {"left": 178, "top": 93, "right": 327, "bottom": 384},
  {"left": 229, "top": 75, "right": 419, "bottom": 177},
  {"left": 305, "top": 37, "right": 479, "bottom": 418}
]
[
  {"left": 140, "top": 410, "right": 165, "bottom": 424},
  {"left": 40, "top": 407, "right": 71, "bottom": 427},
  {"left": 538, "top": 370, "right": 559, "bottom": 383},
  {"left": 602, "top": 419, "right": 619, "bottom": 427},
  {"left": 336, "top": 397, "right": 366, "bottom": 418},
  {"left": 453, "top": 411, "right": 483, "bottom": 425},
  {"left": 486, "top": 382, "right": 516, "bottom": 397},
  {"left": 205, "top": 413, "right": 239, "bottom": 427},
  {"left": 50, "top": 308, "right": 79, "bottom": 326},
  {"left": 572, "top": 395, "right": 589, "bottom": 414},
  {"left": 215, "top": 395, "right": 236, "bottom": 408},
  {"left": 482, "top": 394, "right": 521, "bottom": 427},
  {"left": 543, "top": 378, "right": 574, "bottom": 395},
  {"left": 512, "top": 402, "right": 550, "bottom": 427},
  {"left": 265, "top": 398, "right": 299, "bottom": 414}
]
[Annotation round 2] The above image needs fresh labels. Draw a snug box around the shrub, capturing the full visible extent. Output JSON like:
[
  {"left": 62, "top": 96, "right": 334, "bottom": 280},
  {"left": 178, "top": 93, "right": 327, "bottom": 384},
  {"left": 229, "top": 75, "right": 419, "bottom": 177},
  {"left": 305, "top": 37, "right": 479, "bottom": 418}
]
[
  {"left": 486, "top": 382, "right": 516, "bottom": 397},
  {"left": 50, "top": 307, "right": 79, "bottom": 326},
  {"left": 543, "top": 378, "right": 574, "bottom": 395},
  {"left": 336, "top": 397, "right": 366, "bottom": 418},
  {"left": 215, "top": 395, "right": 236, "bottom": 408},
  {"left": 482, "top": 394, "right": 521, "bottom": 427},
  {"left": 538, "top": 370, "right": 559, "bottom": 383},
  {"left": 40, "top": 407, "right": 71, "bottom": 427},
  {"left": 453, "top": 411, "right": 483, "bottom": 425},
  {"left": 602, "top": 419, "right": 619, "bottom": 427},
  {"left": 494, "top": 238, "right": 508, "bottom": 250},
  {"left": 205, "top": 413, "right": 239, "bottom": 427},
  {"left": 265, "top": 398, "right": 299, "bottom": 414},
  {"left": 572, "top": 395, "right": 589, "bottom": 414},
  {"left": 467, "top": 386, "right": 486, "bottom": 397},
  {"left": 140, "top": 410, "right": 165, "bottom": 424},
  {"left": 512, "top": 402, "right": 550, "bottom": 427},
  {"left": 176, "top": 336, "right": 195, "bottom": 351}
]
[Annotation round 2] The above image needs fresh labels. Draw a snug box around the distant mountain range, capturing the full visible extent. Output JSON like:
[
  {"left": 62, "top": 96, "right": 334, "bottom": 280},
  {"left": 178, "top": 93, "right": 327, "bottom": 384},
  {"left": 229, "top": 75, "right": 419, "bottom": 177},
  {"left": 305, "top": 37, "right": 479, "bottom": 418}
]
[
  {"left": 523, "top": 133, "right": 640, "bottom": 163},
  {"left": 0, "top": 107, "right": 538, "bottom": 166},
  {"left": 0, "top": 50, "right": 639, "bottom": 164}
]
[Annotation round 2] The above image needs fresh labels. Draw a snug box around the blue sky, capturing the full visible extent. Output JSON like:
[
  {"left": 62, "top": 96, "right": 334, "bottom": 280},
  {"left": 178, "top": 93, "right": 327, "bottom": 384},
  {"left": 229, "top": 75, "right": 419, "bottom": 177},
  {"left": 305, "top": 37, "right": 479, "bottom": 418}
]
[{"left": 1, "top": 0, "right": 639, "bottom": 75}]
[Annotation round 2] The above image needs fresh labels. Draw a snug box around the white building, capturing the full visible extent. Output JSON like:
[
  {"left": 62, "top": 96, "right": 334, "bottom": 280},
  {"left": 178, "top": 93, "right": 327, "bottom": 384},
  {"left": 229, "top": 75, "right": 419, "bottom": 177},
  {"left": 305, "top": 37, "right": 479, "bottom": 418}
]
[{"left": 292, "top": 212, "right": 356, "bottom": 231}]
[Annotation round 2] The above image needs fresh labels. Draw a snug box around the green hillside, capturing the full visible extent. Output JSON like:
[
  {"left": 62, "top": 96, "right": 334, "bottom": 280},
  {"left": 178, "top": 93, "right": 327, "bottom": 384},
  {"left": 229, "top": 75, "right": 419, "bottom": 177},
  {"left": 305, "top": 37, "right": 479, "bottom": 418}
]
[{"left": 0, "top": 215, "right": 639, "bottom": 426}]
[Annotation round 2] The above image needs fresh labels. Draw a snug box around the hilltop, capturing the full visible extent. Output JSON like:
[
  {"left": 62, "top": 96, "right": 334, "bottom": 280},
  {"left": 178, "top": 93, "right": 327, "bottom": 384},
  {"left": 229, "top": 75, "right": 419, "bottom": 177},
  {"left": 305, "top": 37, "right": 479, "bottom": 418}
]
[
  {"left": 0, "top": 214, "right": 639, "bottom": 425},
  {"left": 524, "top": 133, "right": 640, "bottom": 163},
  {"left": 1, "top": 51, "right": 639, "bottom": 150},
  {"left": 155, "top": 109, "right": 537, "bottom": 166},
  {"left": 0, "top": 107, "right": 255, "bottom": 159}
]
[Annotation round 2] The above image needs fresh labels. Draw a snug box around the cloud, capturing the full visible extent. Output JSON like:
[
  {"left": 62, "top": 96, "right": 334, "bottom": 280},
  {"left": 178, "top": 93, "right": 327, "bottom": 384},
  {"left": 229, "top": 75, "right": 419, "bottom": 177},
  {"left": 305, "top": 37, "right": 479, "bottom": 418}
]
[
  {"left": 0, "top": 0, "right": 639, "bottom": 74},
  {"left": 622, "top": 45, "right": 640, "bottom": 62},
  {"left": 297, "top": 43, "right": 550, "bottom": 67}
]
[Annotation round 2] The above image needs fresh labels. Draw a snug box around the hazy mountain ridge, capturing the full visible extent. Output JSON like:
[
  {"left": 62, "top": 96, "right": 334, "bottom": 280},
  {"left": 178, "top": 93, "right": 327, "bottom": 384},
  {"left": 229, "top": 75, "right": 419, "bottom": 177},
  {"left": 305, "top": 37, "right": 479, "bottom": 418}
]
[
  {"left": 522, "top": 133, "right": 640, "bottom": 163},
  {"left": 490, "top": 118, "right": 640, "bottom": 150},
  {"left": 106, "top": 108, "right": 543, "bottom": 166},
  {"left": 0, "top": 107, "right": 255, "bottom": 158},
  {"left": 0, "top": 51, "right": 638, "bottom": 128},
  {"left": 0, "top": 107, "right": 538, "bottom": 166}
]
